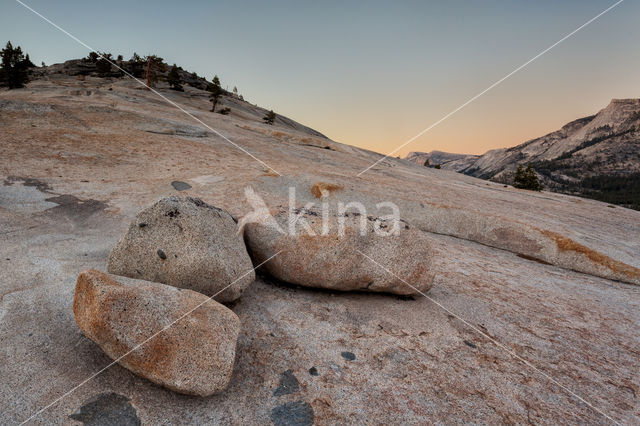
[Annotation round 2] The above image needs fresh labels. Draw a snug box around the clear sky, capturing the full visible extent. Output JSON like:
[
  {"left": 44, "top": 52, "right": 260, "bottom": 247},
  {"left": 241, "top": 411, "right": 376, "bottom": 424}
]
[{"left": 2, "top": 0, "right": 639, "bottom": 156}]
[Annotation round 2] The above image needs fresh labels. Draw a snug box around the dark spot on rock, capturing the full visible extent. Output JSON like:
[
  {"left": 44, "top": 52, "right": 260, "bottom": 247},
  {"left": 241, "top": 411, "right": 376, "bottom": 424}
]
[
  {"left": 157, "top": 249, "right": 167, "bottom": 260},
  {"left": 447, "top": 314, "right": 455, "bottom": 320},
  {"left": 308, "top": 367, "right": 318, "bottom": 376},
  {"left": 171, "top": 181, "right": 191, "bottom": 191},
  {"left": 138, "top": 222, "right": 147, "bottom": 228},
  {"left": 41, "top": 195, "right": 108, "bottom": 224},
  {"left": 273, "top": 369, "right": 300, "bottom": 397},
  {"left": 3, "top": 176, "right": 52, "bottom": 193},
  {"left": 291, "top": 207, "right": 319, "bottom": 216},
  {"left": 187, "top": 197, "right": 226, "bottom": 216},
  {"left": 69, "top": 393, "right": 140, "bottom": 426},
  {"left": 188, "top": 197, "right": 210, "bottom": 208},
  {"left": 339, "top": 211, "right": 360, "bottom": 218},
  {"left": 464, "top": 340, "right": 477, "bottom": 349},
  {"left": 341, "top": 351, "right": 356, "bottom": 361},
  {"left": 607, "top": 205, "right": 616, "bottom": 208},
  {"left": 270, "top": 400, "right": 314, "bottom": 426},
  {"left": 28, "top": 332, "right": 32, "bottom": 337},
  {"left": 165, "top": 209, "right": 180, "bottom": 218}
]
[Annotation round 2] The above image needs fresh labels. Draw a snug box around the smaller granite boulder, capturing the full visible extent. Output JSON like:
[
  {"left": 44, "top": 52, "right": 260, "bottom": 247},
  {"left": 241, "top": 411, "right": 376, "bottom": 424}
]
[
  {"left": 243, "top": 208, "right": 435, "bottom": 295},
  {"left": 73, "top": 270, "right": 240, "bottom": 396},
  {"left": 108, "top": 196, "right": 254, "bottom": 303}
]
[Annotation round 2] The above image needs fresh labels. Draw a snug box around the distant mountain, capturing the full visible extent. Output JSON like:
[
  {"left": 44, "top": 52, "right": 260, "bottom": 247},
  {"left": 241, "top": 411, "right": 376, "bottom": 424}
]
[
  {"left": 406, "top": 99, "right": 640, "bottom": 210},
  {"left": 404, "top": 150, "right": 478, "bottom": 172}
]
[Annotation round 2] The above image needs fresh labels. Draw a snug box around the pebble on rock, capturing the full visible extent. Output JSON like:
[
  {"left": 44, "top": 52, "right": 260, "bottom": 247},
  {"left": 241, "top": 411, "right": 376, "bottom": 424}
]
[
  {"left": 341, "top": 351, "right": 356, "bottom": 361},
  {"left": 171, "top": 181, "right": 192, "bottom": 191}
]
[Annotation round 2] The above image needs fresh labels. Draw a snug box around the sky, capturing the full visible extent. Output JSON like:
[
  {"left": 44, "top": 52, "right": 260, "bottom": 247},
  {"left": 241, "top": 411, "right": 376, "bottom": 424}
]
[{"left": 1, "top": 0, "right": 639, "bottom": 157}]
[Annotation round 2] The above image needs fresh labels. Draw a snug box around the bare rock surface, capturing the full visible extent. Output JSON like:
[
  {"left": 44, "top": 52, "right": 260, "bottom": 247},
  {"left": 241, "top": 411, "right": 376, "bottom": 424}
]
[
  {"left": 248, "top": 174, "right": 640, "bottom": 286},
  {"left": 73, "top": 269, "right": 240, "bottom": 396},
  {"left": 107, "top": 196, "right": 254, "bottom": 302},
  {"left": 1, "top": 75, "right": 640, "bottom": 424},
  {"left": 244, "top": 208, "right": 434, "bottom": 295}
]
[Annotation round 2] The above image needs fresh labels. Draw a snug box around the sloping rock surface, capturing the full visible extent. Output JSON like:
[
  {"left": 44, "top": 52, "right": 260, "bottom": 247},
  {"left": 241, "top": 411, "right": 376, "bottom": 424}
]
[{"left": 1, "top": 75, "right": 639, "bottom": 424}]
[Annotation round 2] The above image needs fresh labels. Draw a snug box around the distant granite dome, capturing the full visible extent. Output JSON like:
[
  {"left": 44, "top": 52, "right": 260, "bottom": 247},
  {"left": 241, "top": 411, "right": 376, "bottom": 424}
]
[{"left": 405, "top": 99, "right": 640, "bottom": 209}]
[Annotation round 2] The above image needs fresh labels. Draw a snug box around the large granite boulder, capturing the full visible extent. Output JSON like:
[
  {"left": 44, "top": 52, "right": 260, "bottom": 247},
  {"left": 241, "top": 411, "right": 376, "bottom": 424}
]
[
  {"left": 108, "top": 196, "right": 254, "bottom": 303},
  {"left": 243, "top": 208, "right": 435, "bottom": 295},
  {"left": 73, "top": 270, "right": 240, "bottom": 396}
]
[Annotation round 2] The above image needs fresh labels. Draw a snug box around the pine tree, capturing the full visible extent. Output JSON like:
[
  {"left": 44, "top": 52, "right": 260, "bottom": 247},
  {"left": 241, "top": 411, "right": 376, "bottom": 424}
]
[
  {"left": 143, "top": 55, "right": 165, "bottom": 89},
  {"left": 209, "top": 75, "right": 222, "bottom": 112},
  {"left": 23, "top": 54, "right": 35, "bottom": 68},
  {"left": 95, "top": 52, "right": 113, "bottom": 76},
  {"left": 513, "top": 164, "right": 543, "bottom": 191},
  {"left": 514, "top": 164, "right": 524, "bottom": 186},
  {"left": 263, "top": 109, "right": 276, "bottom": 125},
  {"left": 0, "top": 41, "right": 30, "bottom": 89},
  {"left": 167, "top": 64, "right": 183, "bottom": 91},
  {"left": 128, "top": 53, "right": 145, "bottom": 77}
]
